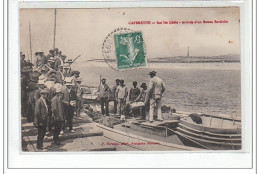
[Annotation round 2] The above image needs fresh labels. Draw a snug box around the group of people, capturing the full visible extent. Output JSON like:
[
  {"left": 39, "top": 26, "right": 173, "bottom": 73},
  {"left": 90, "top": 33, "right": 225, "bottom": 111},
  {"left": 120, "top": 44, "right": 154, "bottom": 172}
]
[
  {"left": 21, "top": 48, "right": 83, "bottom": 150},
  {"left": 21, "top": 48, "right": 166, "bottom": 150},
  {"left": 97, "top": 71, "right": 166, "bottom": 122}
]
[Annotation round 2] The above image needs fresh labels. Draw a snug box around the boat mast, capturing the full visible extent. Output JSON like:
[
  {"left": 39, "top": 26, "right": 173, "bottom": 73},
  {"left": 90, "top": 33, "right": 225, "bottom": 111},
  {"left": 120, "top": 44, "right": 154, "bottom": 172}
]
[
  {"left": 29, "top": 21, "right": 32, "bottom": 63},
  {"left": 53, "top": 9, "right": 57, "bottom": 49},
  {"left": 187, "top": 46, "right": 189, "bottom": 57}
]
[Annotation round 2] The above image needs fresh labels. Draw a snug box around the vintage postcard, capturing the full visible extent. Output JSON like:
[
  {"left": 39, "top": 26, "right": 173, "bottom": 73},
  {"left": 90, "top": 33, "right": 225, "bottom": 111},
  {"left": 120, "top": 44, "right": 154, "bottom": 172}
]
[{"left": 20, "top": 7, "right": 241, "bottom": 152}]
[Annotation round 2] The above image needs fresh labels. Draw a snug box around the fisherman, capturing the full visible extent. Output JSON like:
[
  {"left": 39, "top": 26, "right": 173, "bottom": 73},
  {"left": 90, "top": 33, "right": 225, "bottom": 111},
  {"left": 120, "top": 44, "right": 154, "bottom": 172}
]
[
  {"left": 51, "top": 88, "right": 64, "bottom": 145},
  {"left": 34, "top": 89, "right": 49, "bottom": 150},
  {"left": 62, "top": 77, "right": 77, "bottom": 133},
  {"left": 97, "top": 78, "right": 110, "bottom": 116},
  {"left": 115, "top": 80, "right": 128, "bottom": 119},
  {"left": 129, "top": 81, "right": 140, "bottom": 102},
  {"left": 134, "top": 83, "right": 149, "bottom": 120},
  {"left": 147, "top": 71, "right": 166, "bottom": 123},
  {"left": 111, "top": 79, "right": 120, "bottom": 115}
]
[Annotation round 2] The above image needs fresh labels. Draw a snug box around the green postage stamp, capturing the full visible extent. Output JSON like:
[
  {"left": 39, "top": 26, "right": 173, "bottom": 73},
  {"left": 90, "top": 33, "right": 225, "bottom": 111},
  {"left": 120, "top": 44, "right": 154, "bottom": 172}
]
[{"left": 114, "top": 31, "right": 146, "bottom": 70}]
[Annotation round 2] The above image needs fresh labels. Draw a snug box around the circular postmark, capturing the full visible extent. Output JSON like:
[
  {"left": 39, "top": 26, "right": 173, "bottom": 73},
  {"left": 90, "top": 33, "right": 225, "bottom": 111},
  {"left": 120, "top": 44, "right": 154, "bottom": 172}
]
[{"left": 102, "top": 27, "right": 146, "bottom": 71}]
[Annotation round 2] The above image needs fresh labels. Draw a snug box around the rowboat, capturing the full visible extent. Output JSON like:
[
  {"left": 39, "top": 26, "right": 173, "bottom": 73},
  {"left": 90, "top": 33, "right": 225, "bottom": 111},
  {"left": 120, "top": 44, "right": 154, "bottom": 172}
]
[{"left": 175, "top": 113, "right": 241, "bottom": 150}]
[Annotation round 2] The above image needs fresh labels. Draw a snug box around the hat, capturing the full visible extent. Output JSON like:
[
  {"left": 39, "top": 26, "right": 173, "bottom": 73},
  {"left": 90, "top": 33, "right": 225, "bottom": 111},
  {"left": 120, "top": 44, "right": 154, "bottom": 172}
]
[
  {"left": 66, "top": 59, "right": 73, "bottom": 64},
  {"left": 140, "top": 83, "right": 147, "bottom": 88},
  {"left": 21, "top": 66, "right": 32, "bottom": 73},
  {"left": 30, "top": 72, "right": 39, "bottom": 82},
  {"left": 45, "top": 81, "right": 55, "bottom": 89},
  {"left": 48, "top": 57, "right": 55, "bottom": 63},
  {"left": 63, "top": 63, "right": 70, "bottom": 69},
  {"left": 148, "top": 71, "right": 157, "bottom": 75},
  {"left": 38, "top": 80, "right": 45, "bottom": 85},
  {"left": 49, "top": 49, "right": 54, "bottom": 52},
  {"left": 71, "top": 70, "right": 80, "bottom": 76},
  {"left": 54, "top": 83, "right": 63, "bottom": 90},
  {"left": 55, "top": 88, "right": 63, "bottom": 93},
  {"left": 38, "top": 50, "right": 44, "bottom": 53},
  {"left": 40, "top": 89, "right": 49, "bottom": 94},
  {"left": 41, "top": 66, "right": 49, "bottom": 72},
  {"left": 76, "top": 77, "right": 82, "bottom": 82},
  {"left": 54, "top": 48, "right": 58, "bottom": 52},
  {"left": 64, "top": 77, "right": 73, "bottom": 85},
  {"left": 101, "top": 78, "right": 106, "bottom": 81}
]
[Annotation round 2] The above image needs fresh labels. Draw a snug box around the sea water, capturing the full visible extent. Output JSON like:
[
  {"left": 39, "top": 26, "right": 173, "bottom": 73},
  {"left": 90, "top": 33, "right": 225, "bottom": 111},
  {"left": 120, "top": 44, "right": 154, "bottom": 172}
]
[{"left": 72, "top": 62, "right": 241, "bottom": 117}]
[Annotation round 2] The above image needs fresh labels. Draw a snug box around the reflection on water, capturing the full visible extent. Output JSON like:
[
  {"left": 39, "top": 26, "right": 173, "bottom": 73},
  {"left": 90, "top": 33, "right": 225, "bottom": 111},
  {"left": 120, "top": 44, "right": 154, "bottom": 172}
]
[{"left": 72, "top": 62, "right": 241, "bottom": 117}]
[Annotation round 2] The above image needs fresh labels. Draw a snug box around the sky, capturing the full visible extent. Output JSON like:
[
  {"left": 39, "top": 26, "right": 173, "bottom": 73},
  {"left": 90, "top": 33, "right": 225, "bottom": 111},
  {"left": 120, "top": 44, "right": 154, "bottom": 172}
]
[{"left": 20, "top": 8, "right": 240, "bottom": 62}]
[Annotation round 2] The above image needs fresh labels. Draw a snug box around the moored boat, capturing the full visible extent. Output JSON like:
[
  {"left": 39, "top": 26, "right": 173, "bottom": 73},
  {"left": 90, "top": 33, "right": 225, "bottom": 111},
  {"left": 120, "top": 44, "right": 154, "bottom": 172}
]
[{"left": 175, "top": 113, "right": 241, "bottom": 150}]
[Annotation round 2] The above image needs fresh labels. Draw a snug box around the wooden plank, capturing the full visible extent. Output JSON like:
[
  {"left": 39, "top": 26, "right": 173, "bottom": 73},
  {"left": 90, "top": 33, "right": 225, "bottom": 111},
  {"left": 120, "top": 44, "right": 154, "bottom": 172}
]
[
  {"left": 141, "top": 120, "right": 179, "bottom": 127},
  {"left": 97, "top": 124, "right": 202, "bottom": 151}
]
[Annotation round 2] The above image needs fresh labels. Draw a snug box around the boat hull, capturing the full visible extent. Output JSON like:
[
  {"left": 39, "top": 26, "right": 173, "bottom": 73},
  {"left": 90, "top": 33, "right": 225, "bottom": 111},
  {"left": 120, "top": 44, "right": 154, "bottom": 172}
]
[{"left": 176, "top": 115, "right": 241, "bottom": 150}]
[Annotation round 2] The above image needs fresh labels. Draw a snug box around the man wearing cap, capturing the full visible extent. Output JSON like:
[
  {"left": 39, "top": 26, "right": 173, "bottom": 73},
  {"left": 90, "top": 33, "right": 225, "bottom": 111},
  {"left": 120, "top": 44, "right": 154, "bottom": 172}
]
[
  {"left": 97, "top": 78, "right": 111, "bottom": 116},
  {"left": 27, "top": 72, "right": 39, "bottom": 122},
  {"left": 51, "top": 88, "right": 64, "bottom": 145},
  {"left": 129, "top": 81, "right": 140, "bottom": 103},
  {"left": 147, "top": 71, "right": 166, "bottom": 122},
  {"left": 115, "top": 80, "right": 128, "bottom": 118},
  {"left": 111, "top": 79, "right": 120, "bottom": 115},
  {"left": 34, "top": 89, "right": 49, "bottom": 150},
  {"left": 62, "top": 77, "right": 78, "bottom": 133}
]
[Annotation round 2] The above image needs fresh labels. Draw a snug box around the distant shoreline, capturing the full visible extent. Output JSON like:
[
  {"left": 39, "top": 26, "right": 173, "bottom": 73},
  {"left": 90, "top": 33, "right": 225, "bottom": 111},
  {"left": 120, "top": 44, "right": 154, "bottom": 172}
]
[{"left": 73, "top": 62, "right": 240, "bottom": 71}]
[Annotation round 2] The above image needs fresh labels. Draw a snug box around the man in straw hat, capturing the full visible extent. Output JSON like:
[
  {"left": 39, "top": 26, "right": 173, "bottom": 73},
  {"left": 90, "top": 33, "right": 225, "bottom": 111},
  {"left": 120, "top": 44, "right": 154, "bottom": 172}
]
[
  {"left": 147, "top": 71, "right": 166, "bottom": 123},
  {"left": 63, "top": 63, "right": 72, "bottom": 77},
  {"left": 51, "top": 88, "right": 64, "bottom": 145},
  {"left": 34, "top": 89, "right": 49, "bottom": 150},
  {"left": 62, "top": 77, "right": 77, "bottom": 133}
]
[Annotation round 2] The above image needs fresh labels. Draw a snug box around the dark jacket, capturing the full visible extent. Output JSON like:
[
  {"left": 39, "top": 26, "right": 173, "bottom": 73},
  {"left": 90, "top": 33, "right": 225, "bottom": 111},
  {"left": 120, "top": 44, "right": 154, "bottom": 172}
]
[
  {"left": 35, "top": 98, "right": 48, "bottom": 126},
  {"left": 97, "top": 84, "right": 110, "bottom": 98},
  {"left": 51, "top": 96, "right": 64, "bottom": 121}
]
